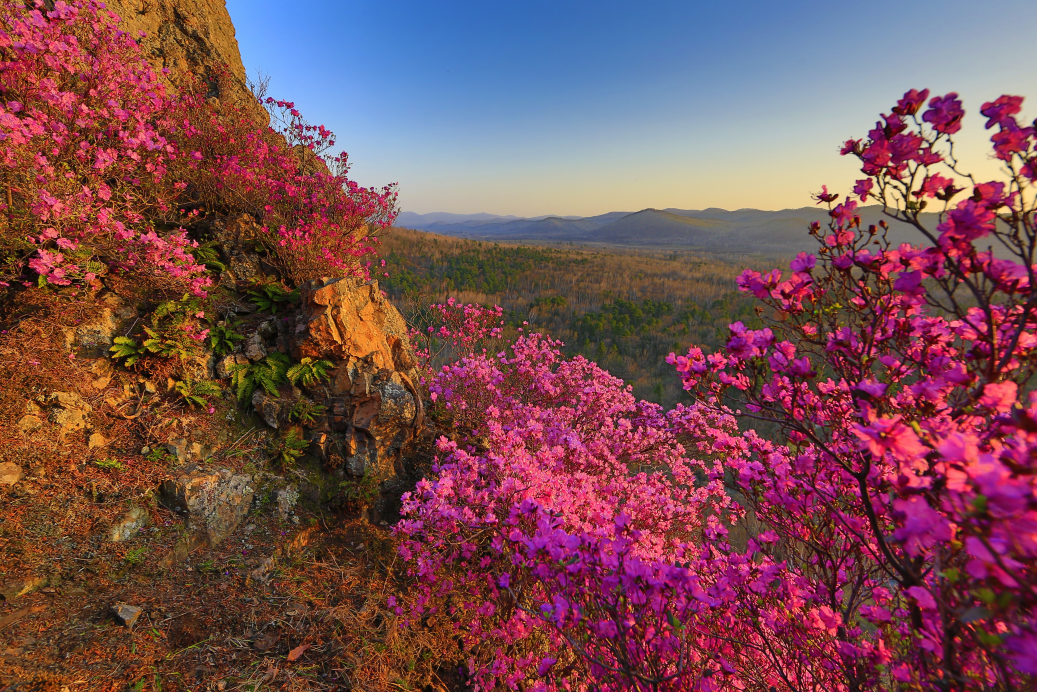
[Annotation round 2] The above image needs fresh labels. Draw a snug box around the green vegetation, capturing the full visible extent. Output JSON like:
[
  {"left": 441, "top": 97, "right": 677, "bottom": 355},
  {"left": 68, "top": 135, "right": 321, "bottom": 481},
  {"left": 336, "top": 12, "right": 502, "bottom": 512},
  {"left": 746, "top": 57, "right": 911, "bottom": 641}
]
[
  {"left": 286, "top": 357, "right": 334, "bottom": 387},
  {"left": 172, "top": 378, "right": 223, "bottom": 408},
  {"left": 247, "top": 280, "right": 299, "bottom": 314},
  {"left": 95, "top": 457, "right": 125, "bottom": 472},
  {"left": 230, "top": 352, "right": 291, "bottom": 404},
  {"left": 208, "top": 321, "right": 245, "bottom": 357},
  {"left": 289, "top": 399, "right": 327, "bottom": 424},
  {"left": 269, "top": 428, "right": 309, "bottom": 466}
]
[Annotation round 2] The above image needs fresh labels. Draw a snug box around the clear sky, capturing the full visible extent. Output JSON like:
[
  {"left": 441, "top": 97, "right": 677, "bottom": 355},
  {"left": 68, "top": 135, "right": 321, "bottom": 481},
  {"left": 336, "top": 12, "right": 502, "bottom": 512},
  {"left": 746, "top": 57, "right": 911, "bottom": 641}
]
[{"left": 226, "top": 0, "right": 1037, "bottom": 217}]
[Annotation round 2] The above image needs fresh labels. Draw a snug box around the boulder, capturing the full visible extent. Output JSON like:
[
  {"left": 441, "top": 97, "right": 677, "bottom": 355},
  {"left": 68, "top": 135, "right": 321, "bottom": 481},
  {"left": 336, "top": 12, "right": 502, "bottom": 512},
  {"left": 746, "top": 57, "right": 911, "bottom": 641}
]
[
  {"left": 293, "top": 278, "right": 415, "bottom": 372},
  {"left": 251, "top": 384, "right": 301, "bottom": 429},
  {"left": 244, "top": 332, "right": 267, "bottom": 362},
  {"left": 0, "top": 463, "right": 24, "bottom": 487},
  {"left": 288, "top": 278, "right": 424, "bottom": 483},
  {"left": 62, "top": 297, "right": 136, "bottom": 358},
  {"left": 216, "top": 353, "right": 249, "bottom": 379},
  {"left": 160, "top": 466, "right": 254, "bottom": 547},
  {"left": 109, "top": 507, "right": 150, "bottom": 543},
  {"left": 252, "top": 389, "right": 281, "bottom": 429},
  {"left": 111, "top": 602, "right": 143, "bottom": 628},
  {"left": 274, "top": 485, "right": 298, "bottom": 519}
]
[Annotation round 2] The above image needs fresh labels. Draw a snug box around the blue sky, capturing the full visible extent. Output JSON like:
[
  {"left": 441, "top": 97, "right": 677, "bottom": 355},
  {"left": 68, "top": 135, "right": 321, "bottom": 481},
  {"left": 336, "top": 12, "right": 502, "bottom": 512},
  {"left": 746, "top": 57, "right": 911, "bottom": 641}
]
[{"left": 226, "top": 0, "right": 1037, "bottom": 217}]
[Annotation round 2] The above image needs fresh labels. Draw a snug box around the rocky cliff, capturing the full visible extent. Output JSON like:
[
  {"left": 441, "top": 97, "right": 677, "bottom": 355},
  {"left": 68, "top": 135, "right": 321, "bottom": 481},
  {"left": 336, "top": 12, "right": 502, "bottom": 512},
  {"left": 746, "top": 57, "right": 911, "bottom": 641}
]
[{"left": 105, "top": 0, "right": 264, "bottom": 119}]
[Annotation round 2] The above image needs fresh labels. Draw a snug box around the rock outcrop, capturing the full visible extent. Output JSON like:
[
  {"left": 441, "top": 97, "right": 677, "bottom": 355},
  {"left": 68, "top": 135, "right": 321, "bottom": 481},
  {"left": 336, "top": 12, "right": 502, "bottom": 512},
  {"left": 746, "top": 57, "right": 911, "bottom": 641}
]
[
  {"left": 104, "top": 0, "right": 262, "bottom": 120},
  {"left": 160, "top": 466, "right": 255, "bottom": 548},
  {"left": 290, "top": 278, "right": 423, "bottom": 483}
]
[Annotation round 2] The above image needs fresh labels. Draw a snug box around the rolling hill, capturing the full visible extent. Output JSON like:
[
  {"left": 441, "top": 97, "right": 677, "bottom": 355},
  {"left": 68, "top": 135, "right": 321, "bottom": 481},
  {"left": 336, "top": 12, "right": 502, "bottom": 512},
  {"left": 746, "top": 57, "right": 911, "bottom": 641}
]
[{"left": 398, "top": 205, "right": 946, "bottom": 254}]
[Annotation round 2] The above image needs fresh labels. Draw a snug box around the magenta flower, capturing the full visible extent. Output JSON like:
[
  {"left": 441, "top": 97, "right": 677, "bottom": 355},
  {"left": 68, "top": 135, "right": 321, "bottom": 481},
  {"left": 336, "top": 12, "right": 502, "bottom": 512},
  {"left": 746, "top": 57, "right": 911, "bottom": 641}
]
[{"left": 922, "top": 92, "right": 965, "bottom": 134}]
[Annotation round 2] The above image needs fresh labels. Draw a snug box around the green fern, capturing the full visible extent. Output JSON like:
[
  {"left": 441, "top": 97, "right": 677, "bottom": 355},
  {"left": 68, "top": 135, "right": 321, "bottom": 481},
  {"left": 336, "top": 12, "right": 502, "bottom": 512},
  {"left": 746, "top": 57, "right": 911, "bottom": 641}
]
[
  {"left": 141, "top": 325, "right": 194, "bottom": 360},
  {"left": 209, "top": 322, "right": 245, "bottom": 357},
  {"left": 189, "top": 240, "right": 227, "bottom": 273},
  {"left": 231, "top": 352, "right": 290, "bottom": 405},
  {"left": 110, "top": 336, "right": 145, "bottom": 366},
  {"left": 286, "top": 357, "right": 334, "bottom": 387},
  {"left": 247, "top": 282, "right": 299, "bottom": 315},
  {"left": 270, "top": 428, "right": 309, "bottom": 466},
  {"left": 173, "top": 378, "right": 223, "bottom": 407},
  {"left": 288, "top": 399, "right": 327, "bottom": 425}
]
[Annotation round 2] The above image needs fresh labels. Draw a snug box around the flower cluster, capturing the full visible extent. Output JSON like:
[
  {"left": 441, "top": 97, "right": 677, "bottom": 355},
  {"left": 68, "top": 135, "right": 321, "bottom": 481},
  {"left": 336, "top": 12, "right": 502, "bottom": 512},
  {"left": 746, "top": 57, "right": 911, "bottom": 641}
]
[
  {"left": 666, "top": 89, "right": 1037, "bottom": 689},
  {"left": 397, "top": 332, "right": 743, "bottom": 689},
  {"left": 0, "top": 0, "right": 210, "bottom": 292},
  {"left": 0, "top": 1, "right": 397, "bottom": 292},
  {"left": 175, "top": 89, "right": 399, "bottom": 283},
  {"left": 400, "top": 90, "right": 1036, "bottom": 692},
  {"left": 408, "top": 298, "right": 505, "bottom": 375}
]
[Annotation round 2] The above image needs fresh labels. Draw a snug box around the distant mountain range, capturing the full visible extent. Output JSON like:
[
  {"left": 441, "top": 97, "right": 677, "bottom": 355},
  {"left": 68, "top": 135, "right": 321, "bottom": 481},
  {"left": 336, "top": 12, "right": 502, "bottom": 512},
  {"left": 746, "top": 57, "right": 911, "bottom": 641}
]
[{"left": 396, "top": 206, "right": 943, "bottom": 255}]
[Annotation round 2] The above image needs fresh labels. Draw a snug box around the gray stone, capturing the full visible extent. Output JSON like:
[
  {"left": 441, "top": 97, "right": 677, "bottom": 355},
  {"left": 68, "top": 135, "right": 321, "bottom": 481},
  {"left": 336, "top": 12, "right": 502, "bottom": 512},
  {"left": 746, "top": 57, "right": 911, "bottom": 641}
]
[
  {"left": 109, "top": 507, "right": 150, "bottom": 543},
  {"left": 245, "top": 333, "right": 267, "bottom": 362},
  {"left": 160, "top": 466, "right": 254, "bottom": 547},
  {"left": 376, "top": 380, "right": 417, "bottom": 427},
  {"left": 252, "top": 389, "right": 281, "bottom": 429},
  {"left": 257, "top": 320, "right": 276, "bottom": 339},
  {"left": 274, "top": 485, "right": 298, "bottom": 518},
  {"left": 111, "top": 602, "right": 142, "bottom": 628},
  {"left": 62, "top": 299, "right": 135, "bottom": 358},
  {"left": 0, "top": 462, "right": 24, "bottom": 487},
  {"left": 346, "top": 432, "right": 379, "bottom": 477}
]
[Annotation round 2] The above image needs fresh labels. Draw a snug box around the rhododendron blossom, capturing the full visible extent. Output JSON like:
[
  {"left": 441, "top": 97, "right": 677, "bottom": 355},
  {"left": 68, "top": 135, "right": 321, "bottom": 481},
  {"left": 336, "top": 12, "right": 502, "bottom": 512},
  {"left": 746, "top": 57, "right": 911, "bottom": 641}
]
[
  {"left": 400, "top": 88, "right": 1037, "bottom": 692},
  {"left": 0, "top": 1, "right": 396, "bottom": 291}
]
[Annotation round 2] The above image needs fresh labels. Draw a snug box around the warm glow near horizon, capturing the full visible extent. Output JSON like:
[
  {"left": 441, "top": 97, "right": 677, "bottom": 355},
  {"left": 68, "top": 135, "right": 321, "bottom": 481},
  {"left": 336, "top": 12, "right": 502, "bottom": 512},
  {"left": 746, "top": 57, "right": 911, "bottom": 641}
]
[{"left": 228, "top": 0, "right": 1037, "bottom": 218}]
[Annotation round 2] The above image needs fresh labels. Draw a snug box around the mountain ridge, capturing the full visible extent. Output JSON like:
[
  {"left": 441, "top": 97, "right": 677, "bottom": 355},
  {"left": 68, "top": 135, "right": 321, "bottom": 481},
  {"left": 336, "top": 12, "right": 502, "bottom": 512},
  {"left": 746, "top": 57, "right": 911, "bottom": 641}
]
[{"left": 396, "top": 205, "right": 941, "bottom": 254}]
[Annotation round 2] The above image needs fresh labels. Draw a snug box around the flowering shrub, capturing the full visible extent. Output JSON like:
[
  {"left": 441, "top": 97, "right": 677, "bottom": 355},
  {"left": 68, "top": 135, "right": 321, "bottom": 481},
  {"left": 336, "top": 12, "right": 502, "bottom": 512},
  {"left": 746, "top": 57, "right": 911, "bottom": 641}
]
[
  {"left": 0, "top": 0, "right": 397, "bottom": 293},
  {"left": 0, "top": 0, "right": 210, "bottom": 294},
  {"left": 176, "top": 92, "right": 399, "bottom": 283},
  {"left": 396, "top": 333, "right": 740, "bottom": 689},
  {"left": 407, "top": 297, "right": 505, "bottom": 375},
  {"left": 660, "top": 89, "right": 1036, "bottom": 690},
  {"left": 400, "top": 89, "right": 1037, "bottom": 692}
]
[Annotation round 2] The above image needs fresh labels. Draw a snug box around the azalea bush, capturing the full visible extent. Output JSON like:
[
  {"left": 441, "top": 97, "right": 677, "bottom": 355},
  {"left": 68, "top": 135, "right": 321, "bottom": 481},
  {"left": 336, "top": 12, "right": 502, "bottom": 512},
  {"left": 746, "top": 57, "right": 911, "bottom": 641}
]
[
  {"left": 0, "top": 0, "right": 397, "bottom": 293},
  {"left": 396, "top": 333, "right": 739, "bottom": 689},
  {"left": 176, "top": 91, "right": 399, "bottom": 283},
  {"left": 399, "top": 89, "right": 1037, "bottom": 692},
  {"left": 407, "top": 297, "right": 505, "bottom": 375},
  {"left": 0, "top": 0, "right": 210, "bottom": 294}
]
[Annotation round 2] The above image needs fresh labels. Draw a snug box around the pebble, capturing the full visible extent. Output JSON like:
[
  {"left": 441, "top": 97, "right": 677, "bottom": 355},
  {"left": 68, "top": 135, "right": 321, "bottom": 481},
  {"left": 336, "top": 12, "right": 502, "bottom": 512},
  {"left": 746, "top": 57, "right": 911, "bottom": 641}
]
[{"left": 111, "top": 602, "right": 142, "bottom": 628}]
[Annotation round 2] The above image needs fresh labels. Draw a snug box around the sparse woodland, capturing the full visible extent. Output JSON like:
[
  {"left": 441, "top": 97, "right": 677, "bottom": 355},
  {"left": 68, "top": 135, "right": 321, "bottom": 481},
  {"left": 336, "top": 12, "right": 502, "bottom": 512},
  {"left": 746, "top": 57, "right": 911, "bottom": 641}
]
[{"left": 377, "top": 230, "right": 773, "bottom": 406}]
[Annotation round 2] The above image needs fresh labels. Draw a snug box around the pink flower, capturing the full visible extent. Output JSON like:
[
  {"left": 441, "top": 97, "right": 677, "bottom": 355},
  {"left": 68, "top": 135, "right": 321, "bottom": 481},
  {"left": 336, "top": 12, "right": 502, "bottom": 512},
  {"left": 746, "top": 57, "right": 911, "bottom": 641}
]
[
  {"left": 922, "top": 92, "right": 965, "bottom": 134},
  {"left": 979, "top": 381, "right": 1017, "bottom": 413},
  {"left": 852, "top": 416, "right": 927, "bottom": 460},
  {"left": 892, "top": 497, "right": 955, "bottom": 557}
]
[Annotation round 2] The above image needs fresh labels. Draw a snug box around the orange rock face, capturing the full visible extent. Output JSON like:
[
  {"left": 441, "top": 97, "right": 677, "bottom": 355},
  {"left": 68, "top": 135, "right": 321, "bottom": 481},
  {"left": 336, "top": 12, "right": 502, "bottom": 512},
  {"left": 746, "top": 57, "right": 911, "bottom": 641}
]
[
  {"left": 105, "top": 0, "right": 267, "bottom": 123},
  {"left": 294, "top": 278, "right": 416, "bottom": 374}
]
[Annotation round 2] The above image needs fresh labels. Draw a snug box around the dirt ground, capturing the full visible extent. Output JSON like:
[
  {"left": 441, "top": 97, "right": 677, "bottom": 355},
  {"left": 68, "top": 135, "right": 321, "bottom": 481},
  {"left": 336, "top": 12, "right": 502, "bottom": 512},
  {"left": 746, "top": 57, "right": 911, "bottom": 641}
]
[
  {"left": 0, "top": 291, "right": 463, "bottom": 692},
  {"left": 0, "top": 503, "right": 462, "bottom": 692}
]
